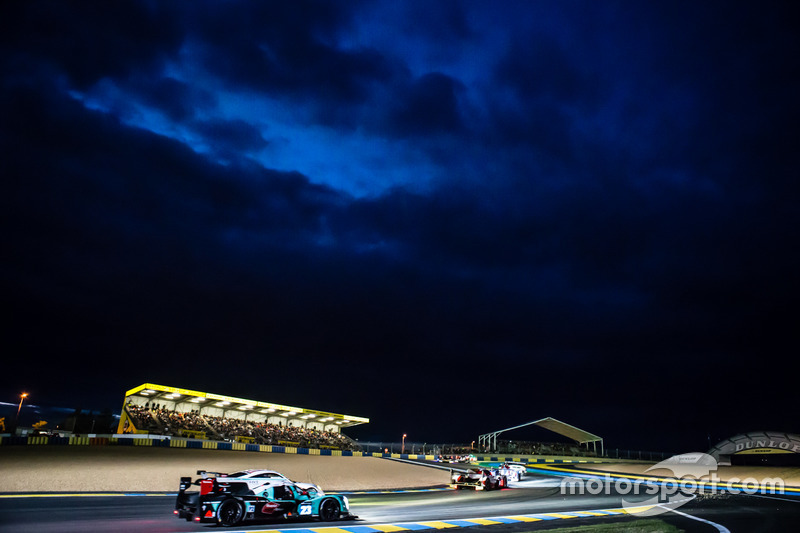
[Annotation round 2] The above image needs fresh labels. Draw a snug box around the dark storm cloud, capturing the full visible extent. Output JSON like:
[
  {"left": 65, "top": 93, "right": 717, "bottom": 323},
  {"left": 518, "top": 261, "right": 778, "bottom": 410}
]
[
  {"left": 185, "top": 0, "right": 397, "bottom": 105},
  {"left": 0, "top": 0, "right": 183, "bottom": 89},
  {"left": 2, "top": 0, "right": 798, "bottom": 449},
  {"left": 129, "top": 76, "right": 217, "bottom": 123},
  {"left": 385, "top": 73, "right": 467, "bottom": 137},
  {"left": 2, "top": 85, "right": 336, "bottom": 269},
  {"left": 174, "top": 2, "right": 471, "bottom": 138},
  {"left": 495, "top": 36, "right": 590, "bottom": 104},
  {"left": 192, "top": 118, "right": 269, "bottom": 157}
]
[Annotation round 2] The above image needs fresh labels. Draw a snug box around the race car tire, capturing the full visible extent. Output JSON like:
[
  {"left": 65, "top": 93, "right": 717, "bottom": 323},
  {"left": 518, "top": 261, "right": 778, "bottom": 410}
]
[
  {"left": 217, "top": 498, "right": 245, "bottom": 527},
  {"left": 319, "top": 498, "right": 341, "bottom": 521}
]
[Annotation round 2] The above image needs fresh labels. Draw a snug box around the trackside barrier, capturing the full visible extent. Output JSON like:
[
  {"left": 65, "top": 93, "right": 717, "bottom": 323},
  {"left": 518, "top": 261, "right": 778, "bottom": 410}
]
[{"left": 0, "top": 435, "right": 615, "bottom": 464}]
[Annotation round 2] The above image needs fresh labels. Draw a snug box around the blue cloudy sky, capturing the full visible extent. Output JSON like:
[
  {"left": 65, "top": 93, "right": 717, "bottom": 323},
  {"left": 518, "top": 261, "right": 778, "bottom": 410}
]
[{"left": 2, "top": 1, "right": 797, "bottom": 450}]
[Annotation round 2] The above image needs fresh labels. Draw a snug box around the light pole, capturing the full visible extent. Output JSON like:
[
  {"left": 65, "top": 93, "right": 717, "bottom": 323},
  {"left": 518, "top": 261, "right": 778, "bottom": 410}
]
[
  {"left": 402, "top": 433, "right": 407, "bottom": 454},
  {"left": 16, "top": 393, "right": 28, "bottom": 424}
]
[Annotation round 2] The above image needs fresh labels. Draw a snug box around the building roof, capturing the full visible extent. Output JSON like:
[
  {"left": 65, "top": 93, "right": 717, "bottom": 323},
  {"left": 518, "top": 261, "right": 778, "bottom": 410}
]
[
  {"left": 532, "top": 417, "right": 602, "bottom": 444},
  {"left": 479, "top": 416, "right": 602, "bottom": 445}
]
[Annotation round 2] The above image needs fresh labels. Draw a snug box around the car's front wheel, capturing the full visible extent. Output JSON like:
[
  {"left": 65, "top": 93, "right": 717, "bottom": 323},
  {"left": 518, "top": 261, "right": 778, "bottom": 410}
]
[
  {"left": 217, "top": 498, "right": 245, "bottom": 526},
  {"left": 319, "top": 498, "right": 341, "bottom": 521}
]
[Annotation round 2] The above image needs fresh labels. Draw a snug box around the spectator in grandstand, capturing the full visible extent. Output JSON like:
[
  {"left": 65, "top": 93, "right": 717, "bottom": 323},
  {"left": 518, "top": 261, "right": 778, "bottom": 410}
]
[{"left": 121, "top": 403, "right": 359, "bottom": 450}]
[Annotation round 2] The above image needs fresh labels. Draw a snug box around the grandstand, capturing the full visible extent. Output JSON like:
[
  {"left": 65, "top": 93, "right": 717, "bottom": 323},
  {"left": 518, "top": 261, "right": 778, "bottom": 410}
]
[{"left": 118, "top": 384, "right": 368, "bottom": 451}]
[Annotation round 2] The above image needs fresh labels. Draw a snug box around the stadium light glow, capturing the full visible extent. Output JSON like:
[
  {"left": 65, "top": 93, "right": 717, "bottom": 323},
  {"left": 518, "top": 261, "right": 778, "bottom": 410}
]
[{"left": 17, "top": 392, "right": 28, "bottom": 421}]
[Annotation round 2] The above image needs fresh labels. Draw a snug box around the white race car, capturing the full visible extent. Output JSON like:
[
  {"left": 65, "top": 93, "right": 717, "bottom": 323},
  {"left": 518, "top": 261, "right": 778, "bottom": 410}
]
[
  {"left": 500, "top": 462, "right": 526, "bottom": 480},
  {"left": 450, "top": 468, "right": 509, "bottom": 490},
  {"left": 196, "top": 469, "right": 323, "bottom": 496}
]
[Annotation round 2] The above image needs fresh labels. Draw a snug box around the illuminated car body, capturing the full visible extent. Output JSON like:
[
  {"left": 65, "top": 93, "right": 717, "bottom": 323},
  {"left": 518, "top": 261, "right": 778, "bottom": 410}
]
[
  {"left": 449, "top": 467, "right": 508, "bottom": 490},
  {"left": 497, "top": 462, "right": 523, "bottom": 482},
  {"left": 175, "top": 470, "right": 353, "bottom": 526},
  {"left": 195, "top": 469, "right": 323, "bottom": 494}
]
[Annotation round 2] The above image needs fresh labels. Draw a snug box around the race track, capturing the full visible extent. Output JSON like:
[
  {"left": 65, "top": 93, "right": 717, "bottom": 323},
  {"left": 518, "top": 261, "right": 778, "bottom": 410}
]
[
  {"left": 3, "top": 477, "right": 800, "bottom": 532},
  {"left": 2, "top": 453, "right": 800, "bottom": 532}
]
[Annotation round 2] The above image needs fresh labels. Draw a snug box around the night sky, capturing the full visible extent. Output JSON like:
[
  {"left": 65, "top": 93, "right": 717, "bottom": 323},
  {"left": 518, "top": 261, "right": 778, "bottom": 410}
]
[{"left": 2, "top": 1, "right": 798, "bottom": 452}]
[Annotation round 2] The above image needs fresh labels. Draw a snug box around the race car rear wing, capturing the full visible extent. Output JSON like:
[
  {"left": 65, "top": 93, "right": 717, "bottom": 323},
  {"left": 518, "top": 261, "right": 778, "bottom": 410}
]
[
  {"left": 180, "top": 473, "right": 252, "bottom": 496},
  {"left": 196, "top": 470, "right": 230, "bottom": 478}
]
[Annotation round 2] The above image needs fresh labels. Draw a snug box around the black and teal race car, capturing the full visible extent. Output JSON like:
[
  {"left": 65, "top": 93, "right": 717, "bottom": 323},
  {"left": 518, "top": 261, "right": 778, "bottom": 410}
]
[{"left": 175, "top": 470, "right": 355, "bottom": 526}]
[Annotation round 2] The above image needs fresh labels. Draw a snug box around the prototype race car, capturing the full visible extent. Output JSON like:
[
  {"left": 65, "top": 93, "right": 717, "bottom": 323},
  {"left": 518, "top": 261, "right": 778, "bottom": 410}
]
[
  {"left": 497, "top": 462, "right": 524, "bottom": 482},
  {"left": 175, "top": 469, "right": 354, "bottom": 526},
  {"left": 449, "top": 467, "right": 509, "bottom": 490}
]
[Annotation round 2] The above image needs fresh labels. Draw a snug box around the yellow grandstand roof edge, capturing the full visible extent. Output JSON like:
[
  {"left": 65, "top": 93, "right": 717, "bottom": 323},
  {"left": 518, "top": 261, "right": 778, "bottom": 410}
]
[
  {"left": 125, "top": 384, "right": 148, "bottom": 396},
  {"left": 124, "top": 383, "right": 369, "bottom": 424}
]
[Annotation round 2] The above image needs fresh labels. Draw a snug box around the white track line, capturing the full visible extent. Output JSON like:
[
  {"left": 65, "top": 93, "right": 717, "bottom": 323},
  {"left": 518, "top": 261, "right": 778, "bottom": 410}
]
[{"left": 663, "top": 506, "right": 731, "bottom": 533}]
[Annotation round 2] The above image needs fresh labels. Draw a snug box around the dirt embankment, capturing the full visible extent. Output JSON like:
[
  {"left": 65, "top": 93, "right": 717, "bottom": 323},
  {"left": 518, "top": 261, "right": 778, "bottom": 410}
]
[{"left": 0, "top": 447, "right": 450, "bottom": 492}]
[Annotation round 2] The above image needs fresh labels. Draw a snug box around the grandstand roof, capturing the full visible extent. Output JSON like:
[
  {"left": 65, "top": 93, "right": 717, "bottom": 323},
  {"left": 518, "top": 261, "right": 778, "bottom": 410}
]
[
  {"left": 479, "top": 416, "right": 602, "bottom": 445},
  {"left": 532, "top": 417, "right": 602, "bottom": 444},
  {"left": 124, "top": 383, "right": 369, "bottom": 429}
]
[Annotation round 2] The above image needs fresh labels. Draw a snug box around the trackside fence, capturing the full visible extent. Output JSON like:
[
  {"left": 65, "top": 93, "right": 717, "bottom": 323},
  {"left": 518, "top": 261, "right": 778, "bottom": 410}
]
[
  {"left": 0, "top": 434, "right": 660, "bottom": 463},
  {"left": 357, "top": 440, "right": 672, "bottom": 462}
]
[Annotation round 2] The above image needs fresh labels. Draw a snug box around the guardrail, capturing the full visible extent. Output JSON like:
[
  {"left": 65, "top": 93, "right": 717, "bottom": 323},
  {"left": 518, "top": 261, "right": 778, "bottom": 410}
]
[
  {"left": 0, "top": 434, "right": 642, "bottom": 463},
  {"left": 357, "top": 440, "right": 672, "bottom": 462}
]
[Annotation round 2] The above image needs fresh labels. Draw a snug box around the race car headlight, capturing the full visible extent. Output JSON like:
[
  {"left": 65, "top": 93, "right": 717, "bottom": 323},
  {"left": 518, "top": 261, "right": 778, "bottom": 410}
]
[{"left": 342, "top": 496, "right": 349, "bottom": 510}]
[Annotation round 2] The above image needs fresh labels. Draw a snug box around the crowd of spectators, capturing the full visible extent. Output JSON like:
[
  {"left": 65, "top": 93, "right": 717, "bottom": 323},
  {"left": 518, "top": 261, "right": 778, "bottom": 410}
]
[
  {"left": 125, "top": 403, "right": 159, "bottom": 433},
  {"left": 124, "top": 402, "right": 357, "bottom": 451}
]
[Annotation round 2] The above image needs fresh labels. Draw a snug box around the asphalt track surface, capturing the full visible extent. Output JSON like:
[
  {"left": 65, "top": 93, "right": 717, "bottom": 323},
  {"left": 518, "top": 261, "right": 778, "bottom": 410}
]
[{"left": 2, "top": 476, "right": 800, "bottom": 533}]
